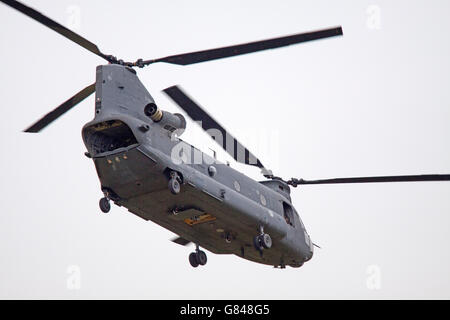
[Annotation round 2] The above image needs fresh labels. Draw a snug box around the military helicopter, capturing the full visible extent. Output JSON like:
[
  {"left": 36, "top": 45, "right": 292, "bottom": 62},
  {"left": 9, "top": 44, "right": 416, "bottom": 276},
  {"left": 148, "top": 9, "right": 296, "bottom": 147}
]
[{"left": 3, "top": 0, "right": 450, "bottom": 269}]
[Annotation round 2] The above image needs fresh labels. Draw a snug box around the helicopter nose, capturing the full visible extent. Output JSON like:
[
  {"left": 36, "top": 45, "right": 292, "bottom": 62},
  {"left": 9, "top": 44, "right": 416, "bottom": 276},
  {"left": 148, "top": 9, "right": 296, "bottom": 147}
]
[{"left": 305, "top": 234, "right": 314, "bottom": 260}]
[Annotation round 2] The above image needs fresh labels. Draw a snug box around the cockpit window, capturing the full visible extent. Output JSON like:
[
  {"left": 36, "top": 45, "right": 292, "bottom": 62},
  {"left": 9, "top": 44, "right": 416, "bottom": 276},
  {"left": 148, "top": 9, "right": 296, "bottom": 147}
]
[{"left": 282, "top": 202, "right": 294, "bottom": 227}]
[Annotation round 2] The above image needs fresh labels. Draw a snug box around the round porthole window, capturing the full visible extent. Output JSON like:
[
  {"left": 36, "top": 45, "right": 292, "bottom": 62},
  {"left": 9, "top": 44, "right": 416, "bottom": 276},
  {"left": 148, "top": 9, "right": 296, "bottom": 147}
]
[
  {"left": 208, "top": 165, "right": 217, "bottom": 177},
  {"left": 260, "top": 194, "right": 267, "bottom": 206}
]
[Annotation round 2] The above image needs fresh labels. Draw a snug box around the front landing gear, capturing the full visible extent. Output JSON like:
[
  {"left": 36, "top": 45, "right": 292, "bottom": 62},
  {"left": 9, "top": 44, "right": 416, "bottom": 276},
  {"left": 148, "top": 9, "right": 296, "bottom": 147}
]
[
  {"left": 254, "top": 233, "right": 272, "bottom": 249},
  {"left": 254, "top": 226, "right": 272, "bottom": 255},
  {"left": 189, "top": 252, "right": 199, "bottom": 268},
  {"left": 189, "top": 245, "right": 207, "bottom": 268}
]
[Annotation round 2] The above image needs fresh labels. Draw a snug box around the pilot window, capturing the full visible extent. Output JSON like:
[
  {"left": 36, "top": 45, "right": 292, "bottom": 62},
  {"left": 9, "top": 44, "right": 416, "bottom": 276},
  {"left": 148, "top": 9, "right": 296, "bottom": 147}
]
[{"left": 282, "top": 202, "right": 294, "bottom": 227}]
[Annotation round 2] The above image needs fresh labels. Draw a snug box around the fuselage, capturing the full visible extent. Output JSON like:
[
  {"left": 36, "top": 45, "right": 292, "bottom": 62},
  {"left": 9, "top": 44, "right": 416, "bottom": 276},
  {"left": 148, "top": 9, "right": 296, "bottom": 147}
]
[{"left": 82, "top": 64, "right": 313, "bottom": 268}]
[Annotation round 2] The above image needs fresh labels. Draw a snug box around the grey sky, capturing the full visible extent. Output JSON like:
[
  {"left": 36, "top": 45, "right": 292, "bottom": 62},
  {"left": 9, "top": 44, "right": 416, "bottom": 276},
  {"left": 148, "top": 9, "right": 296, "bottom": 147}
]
[{"left": 0, "top": 0, "right": 449, "bottom": 299}]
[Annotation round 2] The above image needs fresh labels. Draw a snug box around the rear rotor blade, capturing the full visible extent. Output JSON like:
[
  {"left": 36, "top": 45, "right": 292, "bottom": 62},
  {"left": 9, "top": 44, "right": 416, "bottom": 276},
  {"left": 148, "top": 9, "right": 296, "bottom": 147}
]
[
  {"left": 0, "top": 0, "right": 112, "bottom": 62},
  {"left": 288, "top": 174, "right": 450, "bottom": 186},
  {"left": 24, "top": 83, "right": 95, "bottom": 133},
  {"left": 145, "top": 27, "right": 343, "bottom": 66},
  {"left": 163, "top": 85, "right": 271, "bottom": 175}
]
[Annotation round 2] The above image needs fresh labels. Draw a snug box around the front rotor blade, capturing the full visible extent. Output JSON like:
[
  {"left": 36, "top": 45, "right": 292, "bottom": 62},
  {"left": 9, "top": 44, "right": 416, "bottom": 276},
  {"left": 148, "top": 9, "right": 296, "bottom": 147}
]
[
  {"left": 1, "top": 0, "right": 111, "bottom": 61},
  {"left": 24, "top": 83, "right": 95, "bottom": 133},
  {"left": 163, "top": 85, "right": 269, "bottom": 172},
  {"left": 147, "top": 26, "right": 343, "bottom": 66},
  {"left": 290, "top": 174, "right": 450, "bottom": 186}
]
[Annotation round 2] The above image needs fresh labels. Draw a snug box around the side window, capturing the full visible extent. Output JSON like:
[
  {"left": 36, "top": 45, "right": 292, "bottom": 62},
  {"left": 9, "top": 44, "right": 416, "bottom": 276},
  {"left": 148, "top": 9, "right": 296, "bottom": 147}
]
[{"left": 282, "top": 202, "right": 294, "bottom": 227}]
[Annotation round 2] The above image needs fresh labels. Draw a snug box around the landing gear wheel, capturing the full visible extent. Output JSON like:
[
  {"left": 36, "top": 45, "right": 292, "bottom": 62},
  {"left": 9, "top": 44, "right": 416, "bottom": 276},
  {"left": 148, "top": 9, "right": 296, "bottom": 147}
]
[
  {"left": 99, "top": 197, "right": 110, "bottom": 213},
  {"left": 261, "top": 233, "right": 272, "bottom": 249},
  {"left": 254, "top": 235, "right": 262, "bottom": 251},
  {"left": 196, "top": 250, "right": 207, "bottom": 266},
  {"left": 168, "top": 178, "right": 180, "bottom": 194},
  {"left": 189, "top": 252, "right": 199, "bottom": 268},
  {"left": 254, "top": 233, "right": 272, "bottom": 250},
  {"left": 189, "top": 245, "right": 208, "bottom": 268}
]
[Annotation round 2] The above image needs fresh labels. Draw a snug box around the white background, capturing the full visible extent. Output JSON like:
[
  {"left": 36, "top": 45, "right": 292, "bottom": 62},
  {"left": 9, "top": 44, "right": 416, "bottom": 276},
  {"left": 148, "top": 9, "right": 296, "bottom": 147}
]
[{"left": 0, "top": 0, "right": 449, "bottom": 299}]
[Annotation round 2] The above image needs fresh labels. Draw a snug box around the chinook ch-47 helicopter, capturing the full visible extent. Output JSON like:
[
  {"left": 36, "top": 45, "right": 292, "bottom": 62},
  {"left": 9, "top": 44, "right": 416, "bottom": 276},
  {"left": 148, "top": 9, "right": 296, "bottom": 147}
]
[{"left": 3, "top": 0, "right": 450, "bottom": 269}]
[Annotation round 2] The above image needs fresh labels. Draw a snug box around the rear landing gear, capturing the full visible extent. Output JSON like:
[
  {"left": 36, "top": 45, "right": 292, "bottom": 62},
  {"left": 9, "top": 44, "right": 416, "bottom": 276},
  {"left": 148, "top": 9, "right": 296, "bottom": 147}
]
[
  {"left": 189, "top": 245, "right": 207, "bottom": 268},
  {"left": 99, "top": 197, "right": 110, "bottom": 213},
  {"left": 168, "top": 171, "right": 181, "bottom": 195},
  {"left": 99, "top": 188, "right": 115, "bottom": 213}
]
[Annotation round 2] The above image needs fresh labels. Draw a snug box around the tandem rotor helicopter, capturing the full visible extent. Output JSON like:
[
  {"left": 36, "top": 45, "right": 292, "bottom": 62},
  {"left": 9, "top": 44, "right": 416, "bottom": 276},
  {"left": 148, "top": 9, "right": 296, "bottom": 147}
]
[{"left": 3, "top": 0, "right": 450, "bottom": 269}]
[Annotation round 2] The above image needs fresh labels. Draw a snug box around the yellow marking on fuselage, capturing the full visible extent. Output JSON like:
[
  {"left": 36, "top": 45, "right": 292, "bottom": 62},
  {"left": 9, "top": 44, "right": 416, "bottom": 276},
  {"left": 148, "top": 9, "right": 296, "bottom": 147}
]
[{"left": 184, "top": 214, "right": 216, "bottom": 226}]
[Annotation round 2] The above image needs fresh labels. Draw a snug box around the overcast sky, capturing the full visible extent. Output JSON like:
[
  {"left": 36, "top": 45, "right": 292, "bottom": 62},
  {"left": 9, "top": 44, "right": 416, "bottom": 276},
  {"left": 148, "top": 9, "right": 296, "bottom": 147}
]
[{"left": 1, "top": 0, "right": 449, "bottom": 299}]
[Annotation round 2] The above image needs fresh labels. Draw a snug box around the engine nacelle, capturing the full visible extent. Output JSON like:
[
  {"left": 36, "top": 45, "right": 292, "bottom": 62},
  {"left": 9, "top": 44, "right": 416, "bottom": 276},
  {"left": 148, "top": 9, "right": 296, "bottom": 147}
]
[{"left": 144, "top": 103, "right": 186, "bottom": 136}]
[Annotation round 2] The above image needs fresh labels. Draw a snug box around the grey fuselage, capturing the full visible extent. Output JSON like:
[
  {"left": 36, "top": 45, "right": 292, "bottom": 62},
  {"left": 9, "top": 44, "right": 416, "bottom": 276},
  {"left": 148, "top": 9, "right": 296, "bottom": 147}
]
[{"left": 82, "top": 64, "right": 313, "bottom": 268}]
